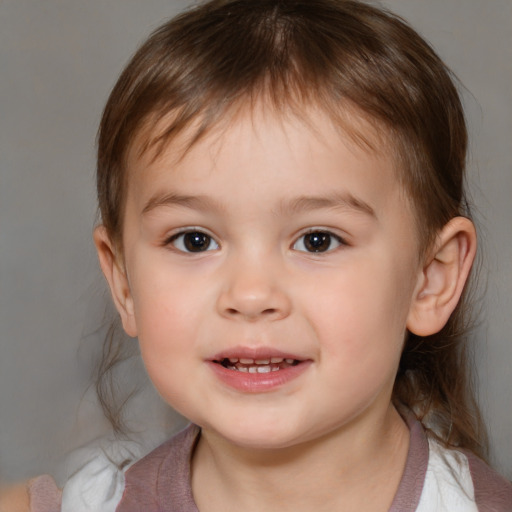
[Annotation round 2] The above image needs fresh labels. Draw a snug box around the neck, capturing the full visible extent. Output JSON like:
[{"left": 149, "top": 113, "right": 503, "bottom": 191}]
[{"left": 191, "top": 404, "right": 409, "bottom": 512}]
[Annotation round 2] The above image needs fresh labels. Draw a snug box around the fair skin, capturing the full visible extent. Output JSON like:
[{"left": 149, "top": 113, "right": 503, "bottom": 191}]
[
  {"left": 1, "top": 107, "right": 475, "bottom": 512},
  {"left": 89, "top": 106, "right": 475, "bottom": 512},
  {"left": 0, "top": 483, "right": 30, "bottom": 512},
  {"left": 3, "top": 107, "right": 475, "bottom": 512}
]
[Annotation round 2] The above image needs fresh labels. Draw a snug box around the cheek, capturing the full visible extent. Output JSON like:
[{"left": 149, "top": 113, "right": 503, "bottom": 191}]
[
  {"left": 128, "top": 251, "right": 207, "bottom": 333},
  {"left": 307, "top": 255, "right": 413, "bottom": 360},
  {"left": 127, "top": 259, "right": 217, "bottom": 380},
  {"left": 133, "top": 285, "right": 200, "bottom": 409},
  {"left": 128, "top": 275, "right": 192, "bottom": 364}
]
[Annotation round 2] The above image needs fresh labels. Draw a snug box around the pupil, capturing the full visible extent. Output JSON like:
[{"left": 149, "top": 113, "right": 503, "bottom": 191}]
[
  {"left": 184, "top": 232, "right": 210, "bottom": 252},
  {"left": 305, "top": 232, "right": 330, "bottom": 252}
]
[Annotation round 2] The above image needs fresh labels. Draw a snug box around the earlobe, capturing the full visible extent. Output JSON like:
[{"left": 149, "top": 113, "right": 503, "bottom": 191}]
[
  {"left": 93, "top": 226, "right": 138, "bottom": 337},
  {"left": 407, "top": 217, "right": 476, "bottom": 336}
]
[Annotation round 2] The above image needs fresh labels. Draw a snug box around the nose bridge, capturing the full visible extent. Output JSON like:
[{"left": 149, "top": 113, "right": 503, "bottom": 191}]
[{"left": 217, "top": 248, "right": 291, "bottom": 321}]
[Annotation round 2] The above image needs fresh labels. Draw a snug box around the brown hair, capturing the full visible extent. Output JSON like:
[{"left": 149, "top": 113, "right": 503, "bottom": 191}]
[{"left": 96, "top": 0, "right": 488, "bottom": 458}]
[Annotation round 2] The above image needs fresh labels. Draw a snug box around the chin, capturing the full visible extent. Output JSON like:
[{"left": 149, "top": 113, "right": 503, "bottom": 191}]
[{"left": 202, "top": 416, "right": 315, "bottom": 451}]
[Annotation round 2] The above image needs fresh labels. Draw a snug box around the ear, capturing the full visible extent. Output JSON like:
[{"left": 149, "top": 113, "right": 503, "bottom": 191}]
[
  {"left": 407, "top": 217, "right": 476, "bottom": 336},
  {"left": 93, "top": 226, "right": 138, "bottom": 337}
]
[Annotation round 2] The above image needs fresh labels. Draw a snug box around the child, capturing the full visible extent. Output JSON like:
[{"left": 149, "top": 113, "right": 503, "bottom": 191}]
[{"left": 6, "top": 0, "right": 512, "bottom": 510}]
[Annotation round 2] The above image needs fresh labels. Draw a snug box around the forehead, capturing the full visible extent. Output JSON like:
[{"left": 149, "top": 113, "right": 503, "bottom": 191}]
[
  {"left": 128, "top": 100, "right": 395, "bottom": 179},
  {"left": 124, "top": 104, "right": 411, "bottom": 220}
]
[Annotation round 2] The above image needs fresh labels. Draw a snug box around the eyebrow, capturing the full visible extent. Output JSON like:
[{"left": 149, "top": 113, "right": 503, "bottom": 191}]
[
  {"left": 141, "top": 191, "right": 376, "bottom": 218},
  {"left": 281, "top": 193, "right": 376, "bottom": 218},
  {"left": 142, "top": 192, "right": 225, "bottom": 215}
]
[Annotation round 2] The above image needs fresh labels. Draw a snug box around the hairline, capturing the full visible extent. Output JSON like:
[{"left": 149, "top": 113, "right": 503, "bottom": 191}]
[{"left": 120, "top": 96, "right": 416, "bottom": 216}]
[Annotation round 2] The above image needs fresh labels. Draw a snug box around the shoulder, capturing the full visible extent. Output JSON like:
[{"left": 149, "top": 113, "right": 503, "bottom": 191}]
[
  {"left": 27, "top": 437, "right": 142, "bottom": 512},
  {"left": 419, "top": 439, "right": 512, "bottom": 512},
  {"left": 14, "top": 425, "right": 198, "bottom": 512},
  {"left": 463, "top": 449, "right": 512, "bottom": 512},
  {"left": 58, "top": 437, "right": 143, "bottom": 512},
  {"left": 394, "top": 414, "right": 511, "bottom": 512},
  {"left": 117, "top": 424, "right": 200, "bottom": 512}
]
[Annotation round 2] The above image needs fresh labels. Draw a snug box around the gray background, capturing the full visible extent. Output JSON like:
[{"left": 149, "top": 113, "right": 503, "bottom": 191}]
[{"left": 1, "top": 0, "right": 511, "bottom": 484}]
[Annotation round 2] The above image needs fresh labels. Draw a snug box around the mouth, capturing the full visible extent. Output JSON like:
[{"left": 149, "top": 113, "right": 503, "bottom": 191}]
[
  {"left": 214, "top": 357, "right": 301, "bottom": 374},
  {"left": 208, "top": 349, "right": 310, "bottom": 392}
]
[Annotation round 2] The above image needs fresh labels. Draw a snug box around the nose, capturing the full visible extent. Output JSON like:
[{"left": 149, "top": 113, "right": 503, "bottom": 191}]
[{"left": 216, "top": 256, "right": 292, "bottom": 322}]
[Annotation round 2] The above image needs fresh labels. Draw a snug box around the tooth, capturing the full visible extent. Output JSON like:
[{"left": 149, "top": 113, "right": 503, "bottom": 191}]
[
  {"left": 229, "top": 358, "right": 238, "bottom": 363},
  {"left": 240, "top": 358, "right": 254, "bottom": 364},
  {"left": 238, "top": 366, "right": 248, "bottom": 372},
  {"left": 271, "top": 367, "right": 280, "bottom": 371},
  {"left": 255, "top": 359, "right": 270, "bottom": 364},
  {"left": 256, "top": 366, "right": 271, "bottom": 373},
  {"left": 248, "top": 366, "right": 258, "bottom": 373},
  {"left": 270, "top": 357, "right": 284, "bottom": 363},
  {"left": 285, "top": 358, "right": 295, "bottom": 364}
]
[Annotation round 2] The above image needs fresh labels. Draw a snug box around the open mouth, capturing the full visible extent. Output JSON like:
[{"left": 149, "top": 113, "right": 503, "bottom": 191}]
[
  {"left": 209, "top": 352, "right": 310, "bottom": 391},
  {"left": 215, "top": 357, "right": 301, "bottom": 374}
]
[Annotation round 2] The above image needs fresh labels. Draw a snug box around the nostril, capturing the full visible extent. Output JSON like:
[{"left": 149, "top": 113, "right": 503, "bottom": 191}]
[
  {"left": 217, "top": 288, "right": 292, "bottom": 321},
  {"left": 224, "top": 307, "right": 278, "bottom": 317}
]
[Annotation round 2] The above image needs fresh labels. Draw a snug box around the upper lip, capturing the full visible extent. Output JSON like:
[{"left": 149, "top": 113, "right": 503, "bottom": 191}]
[{"left": 210, "top": 346, "right": 307, "bottom": 362}]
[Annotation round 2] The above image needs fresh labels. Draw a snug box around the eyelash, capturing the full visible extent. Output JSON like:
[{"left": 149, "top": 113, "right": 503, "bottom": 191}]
[
  {"left": 292, "top": 230, "right": 346, "bottom": 253},
  {"left": 165, "top": 228, "right": 346, "bottom": 254},
  {"left": 166, "top": 229, "right": 219, "bottom": 253}
]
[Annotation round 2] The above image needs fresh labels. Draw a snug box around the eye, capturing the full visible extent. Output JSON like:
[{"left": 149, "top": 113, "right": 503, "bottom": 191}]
[
  {"left": 293, "top": 231, "right": 343, "bottom": 253},
  {"left": 168, "top": 230, "right": 219, "bottom": 253}
]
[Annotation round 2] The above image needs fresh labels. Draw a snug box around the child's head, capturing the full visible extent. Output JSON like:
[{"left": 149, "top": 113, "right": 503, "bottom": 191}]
[
  {"left": 98, "top": 0, "right": 468, "bottom": 255},
  {"left": 94, "top": 0, "right": 486, "bottom": 456}
]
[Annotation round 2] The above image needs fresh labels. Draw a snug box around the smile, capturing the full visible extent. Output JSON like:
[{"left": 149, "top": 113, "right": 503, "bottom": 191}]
[
  {"left": 208, "top": 351, "right": 310, "bottom": 393},
  {"left": 217, "top": 357, "right": 300, "bottom": 373}
]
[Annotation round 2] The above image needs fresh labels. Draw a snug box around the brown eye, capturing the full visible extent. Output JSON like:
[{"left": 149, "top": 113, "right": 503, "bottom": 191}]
[
  {"left": 293, "top": 231, "right": 342, "bottom": 253},
  {"left": 170, "top": 231, "right": 219, "bottom": 253}
]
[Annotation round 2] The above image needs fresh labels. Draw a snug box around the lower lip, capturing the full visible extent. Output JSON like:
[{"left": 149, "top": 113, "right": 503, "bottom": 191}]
[{"left": 207, "top": 361, "right": 311, "bottom": 393}]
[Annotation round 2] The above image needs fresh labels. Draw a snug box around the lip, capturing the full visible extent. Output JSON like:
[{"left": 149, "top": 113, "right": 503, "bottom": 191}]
[
  {"left": 207, "top": 346, "right": 311, "bottom": 393},
  {"left": 211, "top": 346, "right": 306, "bottom": 362}
]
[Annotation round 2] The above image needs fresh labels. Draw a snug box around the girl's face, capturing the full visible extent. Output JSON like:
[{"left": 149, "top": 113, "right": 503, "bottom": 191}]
[{"left": 116, "top": 108, "right": 423, "bottom": 449}]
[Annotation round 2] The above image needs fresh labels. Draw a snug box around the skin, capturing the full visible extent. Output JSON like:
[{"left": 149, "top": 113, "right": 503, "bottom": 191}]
[
  {"left": 0, "top": 483, "right": 30, "bottom": 512},
  {"left": 95, "top": 106, "right": 476, "bottom": 512}
]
